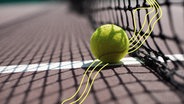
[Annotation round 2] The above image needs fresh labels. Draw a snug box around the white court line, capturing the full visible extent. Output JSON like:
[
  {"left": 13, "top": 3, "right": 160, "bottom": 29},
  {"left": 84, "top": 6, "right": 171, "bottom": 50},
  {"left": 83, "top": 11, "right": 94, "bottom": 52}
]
[{"left": 0, "top": 54, "right": 183, "bottom": 73}]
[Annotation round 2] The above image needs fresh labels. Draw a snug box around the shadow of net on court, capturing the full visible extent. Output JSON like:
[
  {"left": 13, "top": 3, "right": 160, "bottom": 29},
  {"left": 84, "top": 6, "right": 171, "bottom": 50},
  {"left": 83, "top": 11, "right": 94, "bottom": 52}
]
[{"left": 0, "top": 1, "right": 184, "bottom": 104}]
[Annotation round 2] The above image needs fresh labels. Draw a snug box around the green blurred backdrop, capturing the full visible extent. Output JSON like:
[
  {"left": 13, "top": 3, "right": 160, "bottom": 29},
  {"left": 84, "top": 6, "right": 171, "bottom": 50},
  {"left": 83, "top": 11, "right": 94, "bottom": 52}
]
[{"left": 0, "top": 0, "right": 58, "bottom": 3}]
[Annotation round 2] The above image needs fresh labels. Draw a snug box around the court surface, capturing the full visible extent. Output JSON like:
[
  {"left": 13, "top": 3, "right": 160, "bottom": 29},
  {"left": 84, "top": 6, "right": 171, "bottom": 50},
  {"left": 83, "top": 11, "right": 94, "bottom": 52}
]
[{"left": 0, "top": 2, "right": 184, "bottom": 104}]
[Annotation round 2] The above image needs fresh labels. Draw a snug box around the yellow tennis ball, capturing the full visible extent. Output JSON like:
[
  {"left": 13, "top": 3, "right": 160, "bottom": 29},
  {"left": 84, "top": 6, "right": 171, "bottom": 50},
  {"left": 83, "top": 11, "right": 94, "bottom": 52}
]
[{"left": 90, "top": 24, "right": 129, "bottom": 63}]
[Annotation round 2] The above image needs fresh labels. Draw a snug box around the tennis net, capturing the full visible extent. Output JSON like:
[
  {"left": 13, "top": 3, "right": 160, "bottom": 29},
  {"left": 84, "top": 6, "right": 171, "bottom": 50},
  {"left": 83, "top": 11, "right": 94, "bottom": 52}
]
[{"left": 70, "top": 0, "right": 184, "bottom": 91}]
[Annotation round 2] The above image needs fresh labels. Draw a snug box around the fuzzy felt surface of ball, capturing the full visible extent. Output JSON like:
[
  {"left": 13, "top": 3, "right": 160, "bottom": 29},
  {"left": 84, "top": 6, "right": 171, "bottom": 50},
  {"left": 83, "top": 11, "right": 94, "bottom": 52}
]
[{"left": 90, "top": 24, "right": 129, "bottom": 63}]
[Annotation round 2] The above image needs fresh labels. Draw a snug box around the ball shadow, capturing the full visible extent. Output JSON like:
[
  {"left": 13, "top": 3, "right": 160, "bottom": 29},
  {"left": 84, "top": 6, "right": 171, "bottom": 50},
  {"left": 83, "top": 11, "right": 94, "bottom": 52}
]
[{"left": 81, "top": 61, "right": 123, "bottom": 70}]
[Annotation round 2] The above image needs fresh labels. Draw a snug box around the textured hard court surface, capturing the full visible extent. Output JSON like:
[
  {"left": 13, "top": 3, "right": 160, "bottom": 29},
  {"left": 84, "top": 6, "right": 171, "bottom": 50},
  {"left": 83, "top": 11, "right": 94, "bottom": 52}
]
[{"left": 0, "top": 2, "right": 184, "bottom": 104}]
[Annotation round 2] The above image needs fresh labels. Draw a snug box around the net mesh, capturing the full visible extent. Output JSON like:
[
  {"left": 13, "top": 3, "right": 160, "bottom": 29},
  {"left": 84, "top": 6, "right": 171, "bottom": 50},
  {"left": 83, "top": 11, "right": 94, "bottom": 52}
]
[{"left": 71, "top": 0, "right": 184, "bottom": 91}]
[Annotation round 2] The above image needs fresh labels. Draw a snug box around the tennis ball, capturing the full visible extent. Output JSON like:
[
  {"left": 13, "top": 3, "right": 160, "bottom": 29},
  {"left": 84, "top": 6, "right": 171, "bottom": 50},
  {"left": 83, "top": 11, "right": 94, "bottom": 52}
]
[{"left": 90, "top": 24, "right": 129, "bottom": 63}]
